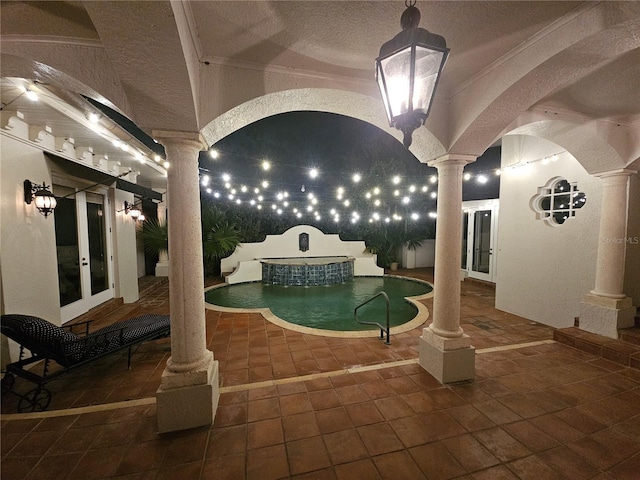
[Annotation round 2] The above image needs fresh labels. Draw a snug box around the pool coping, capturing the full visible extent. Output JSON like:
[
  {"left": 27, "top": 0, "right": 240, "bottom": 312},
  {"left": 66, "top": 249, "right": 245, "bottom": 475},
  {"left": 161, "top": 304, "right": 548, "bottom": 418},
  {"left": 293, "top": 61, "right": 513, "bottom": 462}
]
[{"left": 204, "top": 275, "right": 434, "bottom": 338}]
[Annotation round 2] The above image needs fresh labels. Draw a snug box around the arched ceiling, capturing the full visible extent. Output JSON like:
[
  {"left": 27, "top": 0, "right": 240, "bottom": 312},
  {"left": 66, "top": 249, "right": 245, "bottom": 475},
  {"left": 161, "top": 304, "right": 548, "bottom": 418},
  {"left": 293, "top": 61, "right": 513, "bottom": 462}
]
[{"left": 1, "top": 1, "right": 639, "bottom": 171}]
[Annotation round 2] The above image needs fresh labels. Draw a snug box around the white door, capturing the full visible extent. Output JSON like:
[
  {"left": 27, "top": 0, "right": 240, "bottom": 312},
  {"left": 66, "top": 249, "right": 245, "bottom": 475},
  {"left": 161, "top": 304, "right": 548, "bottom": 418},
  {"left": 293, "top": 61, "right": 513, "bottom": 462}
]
[
  {"left": 54, "top": 187, "right": 114, "bottom": 323},
  {"left": 462, "top": 202, "right": 498, "bottom": 283}
]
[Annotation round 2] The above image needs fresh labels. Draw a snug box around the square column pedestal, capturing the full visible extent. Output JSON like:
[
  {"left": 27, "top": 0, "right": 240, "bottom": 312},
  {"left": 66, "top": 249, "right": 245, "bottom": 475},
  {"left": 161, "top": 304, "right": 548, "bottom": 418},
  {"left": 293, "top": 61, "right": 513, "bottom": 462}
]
[
  {"left": 419, "top": 328, "right": 475, "bottom": 384},
  {"left": 580, "top": 294, "right": 636, "bottom": 339},
  {"left": 156, "top": 353, "right": 220, "bottom": 433},
  {"left": 155, "top": 261, "right": 169, "bottom": 277}
]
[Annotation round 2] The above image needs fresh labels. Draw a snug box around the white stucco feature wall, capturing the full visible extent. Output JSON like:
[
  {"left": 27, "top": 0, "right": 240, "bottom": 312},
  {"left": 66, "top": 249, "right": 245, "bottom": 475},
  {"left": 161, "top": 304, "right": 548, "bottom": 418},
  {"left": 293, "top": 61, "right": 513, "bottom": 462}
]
[
  {"left": 221, "top": 225, "right": 383, "bottom": 284},
  {"left": 495, "top": 135, "right": 601, "bottom": 328},
  {"left": 1, "top": 135, "right": 62, "bottom": 325}
]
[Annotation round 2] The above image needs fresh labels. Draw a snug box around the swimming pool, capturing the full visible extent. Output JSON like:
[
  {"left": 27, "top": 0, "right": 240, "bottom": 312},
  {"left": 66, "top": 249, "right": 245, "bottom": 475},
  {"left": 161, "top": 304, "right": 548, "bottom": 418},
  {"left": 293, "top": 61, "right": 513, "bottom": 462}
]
[{"left": 205, "top": 276, "right": 433, "bottom": 337}]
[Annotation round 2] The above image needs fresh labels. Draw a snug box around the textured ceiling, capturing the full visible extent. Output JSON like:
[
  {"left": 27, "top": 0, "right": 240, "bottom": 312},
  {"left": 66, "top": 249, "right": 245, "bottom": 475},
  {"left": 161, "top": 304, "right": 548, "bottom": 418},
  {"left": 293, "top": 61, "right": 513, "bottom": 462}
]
[
  {"left": 1, "top": 0, "right": 639, "bottom": 189},
  {"left": 190, "top": 1, "right": 583, "bottom": 92}
]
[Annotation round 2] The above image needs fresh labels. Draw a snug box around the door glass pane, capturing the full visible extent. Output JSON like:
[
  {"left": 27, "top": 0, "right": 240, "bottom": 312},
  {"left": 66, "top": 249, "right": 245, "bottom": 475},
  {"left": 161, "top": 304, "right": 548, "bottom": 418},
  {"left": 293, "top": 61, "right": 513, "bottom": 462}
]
[
  {"left": 86, "top": 193, "right": 108, "bottom": 295},
  {"left": 54, "top": 196, "right": 81, "bottom": 306},
  {"left": 461, "top": 212, "right": 469, "bottom": 269},
  {"left": 472, "top": 210, "right": 491, "bottom": 274}
]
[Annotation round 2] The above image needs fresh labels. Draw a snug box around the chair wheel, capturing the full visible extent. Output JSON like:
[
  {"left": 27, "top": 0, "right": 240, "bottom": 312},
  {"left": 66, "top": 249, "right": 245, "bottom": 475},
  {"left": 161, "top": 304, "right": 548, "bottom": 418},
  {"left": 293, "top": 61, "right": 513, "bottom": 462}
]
[{"left": 17, "top": 388, "right": 51, "bottom": 413}]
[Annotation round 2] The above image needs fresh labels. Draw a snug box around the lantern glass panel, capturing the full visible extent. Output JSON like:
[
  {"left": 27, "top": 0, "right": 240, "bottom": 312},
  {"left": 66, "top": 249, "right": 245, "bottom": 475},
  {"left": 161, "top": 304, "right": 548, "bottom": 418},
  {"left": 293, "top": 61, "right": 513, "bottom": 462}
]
[
  {"left": 413, "top": 46, "right": 446, "bottom": 114},
  {"left": 378, "top": 46, "right": 413, "bottom": 119},
  {"left": 376, "top": 62, "right": 393, "bottom": 124},
  {"left": 35, "top": 191, "right": 57, "bottom": 211}
]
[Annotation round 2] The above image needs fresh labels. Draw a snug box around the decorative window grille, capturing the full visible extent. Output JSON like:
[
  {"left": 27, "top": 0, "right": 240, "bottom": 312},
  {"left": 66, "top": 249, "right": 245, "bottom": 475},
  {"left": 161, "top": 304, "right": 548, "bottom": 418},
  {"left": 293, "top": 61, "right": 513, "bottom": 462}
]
[{"left": 531, "top": 177, "right": 586, "bottom": 225}]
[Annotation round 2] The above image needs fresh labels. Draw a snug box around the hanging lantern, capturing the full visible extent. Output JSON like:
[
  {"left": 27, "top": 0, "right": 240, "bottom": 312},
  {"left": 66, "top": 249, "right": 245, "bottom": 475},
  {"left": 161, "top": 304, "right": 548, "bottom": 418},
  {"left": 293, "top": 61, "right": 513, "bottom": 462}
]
[{"left": 376, "top": 0, "right": 449, "bottom": 148}]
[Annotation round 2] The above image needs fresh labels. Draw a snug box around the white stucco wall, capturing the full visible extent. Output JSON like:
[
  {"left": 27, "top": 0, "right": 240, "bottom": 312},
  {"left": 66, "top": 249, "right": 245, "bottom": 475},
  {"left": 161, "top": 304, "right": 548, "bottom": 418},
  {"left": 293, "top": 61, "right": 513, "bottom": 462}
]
[
  {"left": 626, "top": 174, "right": 640, "bottom": 307},
  {"left": 0, "top": 131, "right": 141, "bottom": 326},
  {"left": 221, "top": 225, "right": 384, "bottom": 283},
  {"left": 112, "top": 189, "right": 140, "bottom": 303},
  {"left": 495, "top": 135, "right": 602, "bottom": 328},
  {"left": 1, "top": 134, "right": 62, "bottom": 324},
  {"left": 401, "top": 240, "right": 435, "bottom": 269}
]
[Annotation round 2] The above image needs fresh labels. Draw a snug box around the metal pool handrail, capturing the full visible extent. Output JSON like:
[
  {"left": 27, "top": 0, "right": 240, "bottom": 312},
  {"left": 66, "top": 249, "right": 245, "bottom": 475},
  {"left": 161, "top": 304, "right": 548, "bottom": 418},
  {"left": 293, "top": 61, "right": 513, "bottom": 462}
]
[{"left": 354, "top": 292, "right": 390, "bottom": 345}]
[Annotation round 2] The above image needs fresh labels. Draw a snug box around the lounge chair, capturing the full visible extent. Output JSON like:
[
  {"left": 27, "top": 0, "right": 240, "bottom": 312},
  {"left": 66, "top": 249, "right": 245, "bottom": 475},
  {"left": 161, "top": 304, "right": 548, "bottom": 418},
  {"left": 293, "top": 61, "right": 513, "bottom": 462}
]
[{"left": 1, "top": 313, "right": 170, "bottom": 412}]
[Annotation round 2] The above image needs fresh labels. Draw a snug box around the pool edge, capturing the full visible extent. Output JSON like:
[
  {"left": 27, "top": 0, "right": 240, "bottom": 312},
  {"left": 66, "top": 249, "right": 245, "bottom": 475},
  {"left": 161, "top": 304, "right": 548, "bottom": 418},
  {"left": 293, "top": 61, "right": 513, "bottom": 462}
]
[{"left": 204, "top": 276, "right": 434, "bottom": 339}]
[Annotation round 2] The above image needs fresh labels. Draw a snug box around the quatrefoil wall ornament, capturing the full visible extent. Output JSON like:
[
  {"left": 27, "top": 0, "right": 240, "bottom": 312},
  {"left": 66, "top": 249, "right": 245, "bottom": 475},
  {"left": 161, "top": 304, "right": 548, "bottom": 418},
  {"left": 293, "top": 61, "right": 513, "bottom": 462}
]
[{"left": 530, "top": 177, "right": 587, "bottom": 226}]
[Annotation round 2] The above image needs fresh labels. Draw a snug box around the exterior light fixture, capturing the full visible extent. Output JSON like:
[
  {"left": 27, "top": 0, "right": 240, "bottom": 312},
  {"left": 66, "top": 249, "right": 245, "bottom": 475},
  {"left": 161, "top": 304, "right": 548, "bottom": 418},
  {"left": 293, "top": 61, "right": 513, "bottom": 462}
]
[
  {"left": 25, "top": 87, "right": 38, "bottom": 102},
  {"left": 23, "top": 170, "right": 136, "bottom": 220},
  {"left": 24, "top": 180, "right": 57, "bottom": 217},
  {"left": 123, "top": 201, "right": 143, "bottom": 220},
  {"left": 375, "top": 0, "right": 449, "bottom": 148}
]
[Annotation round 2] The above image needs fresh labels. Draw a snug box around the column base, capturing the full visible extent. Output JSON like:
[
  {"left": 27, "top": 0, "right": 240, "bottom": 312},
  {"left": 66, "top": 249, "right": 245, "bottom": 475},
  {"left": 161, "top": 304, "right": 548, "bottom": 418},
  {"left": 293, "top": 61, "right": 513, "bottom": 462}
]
[
  {"left": 155, "top": 261, "right": 169, "bottom": 277},
  {"left": 418, "top": 329, "right": 475, "bottom": 384},
  {"left": 579, "top": 294, "right": 636, "bottom": 339},
  {"left": 156, "top": 354, "right": 219, "bottom": 433}
]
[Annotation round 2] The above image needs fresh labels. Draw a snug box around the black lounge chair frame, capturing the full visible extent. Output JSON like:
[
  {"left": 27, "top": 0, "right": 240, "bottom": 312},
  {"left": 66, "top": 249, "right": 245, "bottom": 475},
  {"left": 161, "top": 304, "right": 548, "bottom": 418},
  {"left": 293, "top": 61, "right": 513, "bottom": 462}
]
[{"left": 1, "top": 313, "right": 170, "bottom": 412}]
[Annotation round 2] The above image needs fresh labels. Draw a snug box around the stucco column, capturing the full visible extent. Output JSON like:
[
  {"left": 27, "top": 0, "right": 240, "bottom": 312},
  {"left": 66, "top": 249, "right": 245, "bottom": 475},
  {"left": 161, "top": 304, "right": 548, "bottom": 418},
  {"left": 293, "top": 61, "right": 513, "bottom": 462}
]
[
  {"left": 580, "top": 169, "right": 637, "bottom": 338},
  {"left": 419, "top": 154, "right": 476, "bottom": 383},
  {"left": 153, "top": 130, "right": 219, "bottom": 433},
  {"left": 155, "top": 190, "right": 169, "bottom": 277}
]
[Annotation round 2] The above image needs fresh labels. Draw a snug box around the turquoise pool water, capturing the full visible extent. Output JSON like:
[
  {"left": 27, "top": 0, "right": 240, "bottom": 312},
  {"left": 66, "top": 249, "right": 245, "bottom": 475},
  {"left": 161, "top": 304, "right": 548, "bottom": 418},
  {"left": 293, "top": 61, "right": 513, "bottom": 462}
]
[{"left": 205, "top": 276, "right": 432, "bottom": 331}]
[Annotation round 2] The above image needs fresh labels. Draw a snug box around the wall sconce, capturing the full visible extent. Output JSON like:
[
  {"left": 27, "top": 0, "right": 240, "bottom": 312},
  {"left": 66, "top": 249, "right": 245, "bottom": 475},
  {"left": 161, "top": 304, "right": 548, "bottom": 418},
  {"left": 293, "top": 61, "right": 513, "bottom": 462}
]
[
  {"left": 375, "top": 0, "right": 449, "bottom": 148},
  {"left": 123, "top": 201, "right": 145, "bottom": 221},
  {"left": 23, "top": 169, "right": 137, "bottom": 219},
  {"left": 24, "top": 180, "right": 57, "bottom": 217}
]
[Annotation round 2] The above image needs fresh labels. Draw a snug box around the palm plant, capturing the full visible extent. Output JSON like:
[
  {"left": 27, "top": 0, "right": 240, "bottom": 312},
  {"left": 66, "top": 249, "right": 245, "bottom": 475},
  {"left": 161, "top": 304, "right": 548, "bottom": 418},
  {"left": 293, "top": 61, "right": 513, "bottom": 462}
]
[
  {"left": 201, "top": 204, "right": 241, "bottom": 276},
  {"left": 137, "top": 204, "right": 241, "bottom": 277},
  {"left": 138, "top": 218, "right": 168, "bottom": 255}
]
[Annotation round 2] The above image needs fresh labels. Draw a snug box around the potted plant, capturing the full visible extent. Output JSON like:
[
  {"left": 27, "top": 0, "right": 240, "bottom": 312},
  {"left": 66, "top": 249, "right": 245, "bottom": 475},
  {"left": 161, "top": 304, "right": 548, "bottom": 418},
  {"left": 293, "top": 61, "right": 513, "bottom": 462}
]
[{"left": 365, "top": 223, "right": 426, "bottom": 270}]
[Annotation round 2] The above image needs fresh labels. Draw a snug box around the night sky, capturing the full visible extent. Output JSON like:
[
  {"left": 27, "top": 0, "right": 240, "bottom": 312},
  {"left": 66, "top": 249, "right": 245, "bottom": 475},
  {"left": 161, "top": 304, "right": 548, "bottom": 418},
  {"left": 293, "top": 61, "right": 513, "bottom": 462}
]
[{"left": 199, "top": 111, "right": 500, "bottom": 224}]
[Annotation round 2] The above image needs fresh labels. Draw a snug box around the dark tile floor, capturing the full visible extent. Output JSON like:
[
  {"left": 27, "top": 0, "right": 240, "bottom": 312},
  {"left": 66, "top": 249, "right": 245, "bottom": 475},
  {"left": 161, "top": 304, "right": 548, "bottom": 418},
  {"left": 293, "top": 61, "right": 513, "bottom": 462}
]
[{"left": 2, "top": 269, "right": 639, "bottom": 479}]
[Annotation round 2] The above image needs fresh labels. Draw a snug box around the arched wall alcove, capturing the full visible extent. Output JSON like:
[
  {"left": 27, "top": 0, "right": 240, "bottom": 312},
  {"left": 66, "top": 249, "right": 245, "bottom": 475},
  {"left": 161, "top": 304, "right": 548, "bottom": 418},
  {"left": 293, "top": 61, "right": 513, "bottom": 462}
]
[{"left": 502, "top": 112, "right": 629, "bottom": 175}]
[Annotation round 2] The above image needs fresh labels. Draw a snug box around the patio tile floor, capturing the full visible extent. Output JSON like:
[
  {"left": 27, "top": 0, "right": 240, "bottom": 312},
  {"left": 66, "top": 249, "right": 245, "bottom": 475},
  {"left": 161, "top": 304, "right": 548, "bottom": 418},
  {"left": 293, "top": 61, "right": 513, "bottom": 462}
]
[{"left": 2, "top": 268, "right": 639, "bottom": 479}]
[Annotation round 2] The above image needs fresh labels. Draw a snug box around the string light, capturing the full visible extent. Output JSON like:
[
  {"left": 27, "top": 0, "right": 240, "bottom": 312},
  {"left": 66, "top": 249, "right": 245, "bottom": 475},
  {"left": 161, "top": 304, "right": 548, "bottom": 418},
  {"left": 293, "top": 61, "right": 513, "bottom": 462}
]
[
  {"left": 198, "top": 145, "right": 512, "bottom": 226},
  {"left": 497, "top": 150, "right": 567, "bottom": 175}
]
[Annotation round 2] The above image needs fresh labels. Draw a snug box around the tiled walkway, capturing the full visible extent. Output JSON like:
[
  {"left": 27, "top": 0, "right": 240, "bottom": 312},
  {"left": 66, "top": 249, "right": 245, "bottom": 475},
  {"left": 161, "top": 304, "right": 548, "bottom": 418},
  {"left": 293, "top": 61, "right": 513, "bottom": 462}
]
[{"left": 2, "top": 269, "right": 639, "bottom": 479}]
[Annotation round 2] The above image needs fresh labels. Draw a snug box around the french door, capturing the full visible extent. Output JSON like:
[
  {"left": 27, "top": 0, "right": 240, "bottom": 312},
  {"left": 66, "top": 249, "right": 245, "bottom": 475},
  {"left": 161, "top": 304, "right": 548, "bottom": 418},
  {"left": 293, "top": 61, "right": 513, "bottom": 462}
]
[
  {"left": 54, "top": 186, "right": 114, "bottom": 323},
  {"left": 461, "top": 201, "right": 498, "bottom": 283}
]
